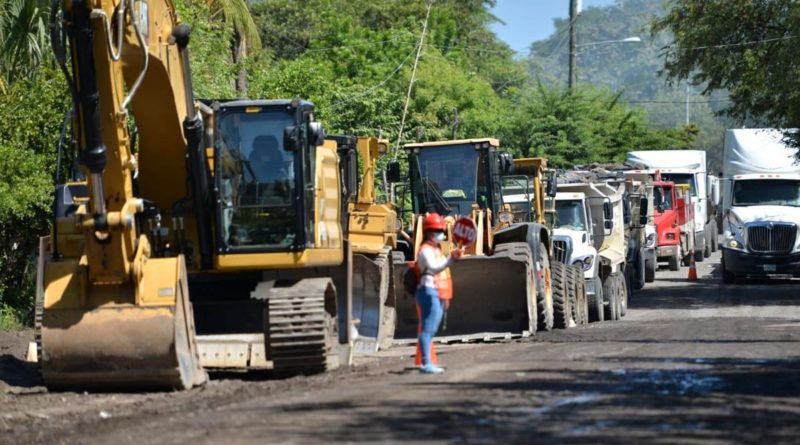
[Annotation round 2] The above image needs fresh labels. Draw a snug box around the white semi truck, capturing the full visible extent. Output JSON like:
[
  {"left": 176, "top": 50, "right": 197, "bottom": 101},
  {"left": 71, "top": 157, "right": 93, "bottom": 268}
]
[
  {"left": 721, "top": 128, "right": 800, "bottom": 282},
  {"left": 627, "top": 150, "right": 719, "bottom": 263}
]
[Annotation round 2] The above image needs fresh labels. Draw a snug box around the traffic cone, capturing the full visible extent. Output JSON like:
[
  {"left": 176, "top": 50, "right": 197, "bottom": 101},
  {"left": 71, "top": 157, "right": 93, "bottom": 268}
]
[{"left": 687, "top": 251, "right": 698, "bottom": 281}]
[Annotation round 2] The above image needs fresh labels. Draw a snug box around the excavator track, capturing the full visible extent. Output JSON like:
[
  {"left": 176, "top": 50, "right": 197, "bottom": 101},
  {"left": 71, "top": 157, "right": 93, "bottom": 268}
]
[{"left": 258, "top": 278, "right": 339, "bottom": 377}]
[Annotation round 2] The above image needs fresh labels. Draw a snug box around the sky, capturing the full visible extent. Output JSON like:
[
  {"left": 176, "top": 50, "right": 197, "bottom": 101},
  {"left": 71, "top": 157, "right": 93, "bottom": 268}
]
[{"left": 490, "top": 0, "right": 617, "bottom": 54}]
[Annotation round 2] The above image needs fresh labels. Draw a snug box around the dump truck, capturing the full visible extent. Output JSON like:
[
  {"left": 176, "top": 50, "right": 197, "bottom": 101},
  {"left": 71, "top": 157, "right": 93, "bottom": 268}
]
[
  {"left": 621, "top": 171, "right": 657, "bottom": 285},
  {"left": 330, "top": 135, "right": 399, "bottom": 352},
  {"left": 721, "top": 128, "right": 800, "bottom": 282},
  {"left": 627, "top": 150, "right": 718, "bottom": 262},
  {"left": 37, "top": 0, "right": 356, "bottom": 389},
  {"left": 391, "top": 139, "right": 560, "bottom": 341},
  {"left": 652, "top": 178, "right": 693, "bottom": 271},
  {"left": 554, "top": 180, "right": 628, "bottom": 321},
  {"left": 503, "top": 158, "right": 587, "bottom": 327}
]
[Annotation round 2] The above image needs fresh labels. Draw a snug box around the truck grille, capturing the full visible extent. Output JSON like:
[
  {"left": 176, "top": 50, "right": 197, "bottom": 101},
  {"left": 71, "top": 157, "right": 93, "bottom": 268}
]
[
  {"left": 552, "top": 237, "right": 572, "bottom": 264},
  {"left": 747, "top": 223, "right": 797, "bottom": 254}
]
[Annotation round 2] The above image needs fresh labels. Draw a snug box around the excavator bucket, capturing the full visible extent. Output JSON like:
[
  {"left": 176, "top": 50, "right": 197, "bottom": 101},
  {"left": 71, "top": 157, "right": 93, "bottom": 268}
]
[
  {"left": 394, "top": 245, "right": 536, "bottom": 342},
  {"left": 351, "top": 250, "right": 395, "bottom": 353},
  {"left": 37, "top": 237, "right": 207, "bottom": 390}
]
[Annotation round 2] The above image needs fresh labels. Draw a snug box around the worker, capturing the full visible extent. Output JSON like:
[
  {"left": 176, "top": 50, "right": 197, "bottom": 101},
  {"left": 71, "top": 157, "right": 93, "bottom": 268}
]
[{"left": 415, "top": 213, "right": 462, "bottom": 374}]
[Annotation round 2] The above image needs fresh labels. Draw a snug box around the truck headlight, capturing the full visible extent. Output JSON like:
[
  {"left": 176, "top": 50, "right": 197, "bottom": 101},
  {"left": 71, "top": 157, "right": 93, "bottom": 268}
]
[
  {"left": 645, "top": 233, "right": 656, "bottom": 248},
  {"left": 572, "top": 256, "right": 593, "bottom": 271},
  {"left": 666, "top": 233, "right": 675, "bottom": 240},
  {"left": 726, "top": 239, "right": 743, "bottom": 250}
]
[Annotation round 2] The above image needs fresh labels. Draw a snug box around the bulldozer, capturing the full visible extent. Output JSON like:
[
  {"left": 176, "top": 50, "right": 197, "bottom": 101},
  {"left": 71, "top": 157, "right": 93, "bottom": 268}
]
[
  {"left": 390, "top": 139, "right": 560, "bottom": 342},
  {"left": 329, "top": 135, "right": 399, "bottom": 353},
  {"left": 37, "top": 0, "right": 353, "bottom": 389}
]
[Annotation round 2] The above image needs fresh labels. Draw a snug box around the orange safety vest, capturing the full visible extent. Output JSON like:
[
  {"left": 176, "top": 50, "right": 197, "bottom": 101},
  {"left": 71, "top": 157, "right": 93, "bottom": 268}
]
[{"left": 416, "top": 242, "right": 453, "bottom": 301}]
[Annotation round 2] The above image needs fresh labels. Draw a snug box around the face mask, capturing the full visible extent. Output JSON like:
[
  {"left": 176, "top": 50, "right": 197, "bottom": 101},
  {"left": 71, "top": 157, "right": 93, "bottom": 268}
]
[{"left": 434, "top": 232, "right": 446, "bottom": 242}]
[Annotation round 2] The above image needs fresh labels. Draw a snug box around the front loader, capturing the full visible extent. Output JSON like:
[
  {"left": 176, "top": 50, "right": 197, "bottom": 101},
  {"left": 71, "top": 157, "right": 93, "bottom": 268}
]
[{"left": 391, "top": 139, "right": 559, "bottom": 342}]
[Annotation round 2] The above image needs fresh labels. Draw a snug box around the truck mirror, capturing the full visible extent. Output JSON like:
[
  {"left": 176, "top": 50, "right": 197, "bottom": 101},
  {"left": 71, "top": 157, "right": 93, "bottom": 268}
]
[
  {"left": 603, "top": 200, "right": 613, "bottom": 220},
  {"left": 386, "top": 161, "right": 402, "bottom": 183},
  {"left": 604, "top": 219, "right": 614, "bottom": 231},
  {"left": 639, "top": 197, "right": 648, "bottom": 225},
  {"left": 283, "top": 125, "right": 300, "bottom": 151},
  {"left": 623, "top": 198, "right": 632, "bottom": 225},
  {"left": 309, "top": 122, "right": 326, "bottom": 146},
  {"left": 546, "top": 171, "right": 558, "bottom": 197}
]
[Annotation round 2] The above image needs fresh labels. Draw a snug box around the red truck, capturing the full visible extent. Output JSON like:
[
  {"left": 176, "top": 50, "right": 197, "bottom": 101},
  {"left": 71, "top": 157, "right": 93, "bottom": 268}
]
[{"left": 653, "top": 180, "right": 693, "bottom": 271}]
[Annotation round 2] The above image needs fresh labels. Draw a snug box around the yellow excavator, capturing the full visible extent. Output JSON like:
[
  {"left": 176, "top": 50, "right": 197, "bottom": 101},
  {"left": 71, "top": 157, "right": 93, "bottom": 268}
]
[
  {"left": 38, "top": 0, "right": 352, "bottom": 389},
  {"left": 390, "top": 139, "right": 560, "bottom": 342}
]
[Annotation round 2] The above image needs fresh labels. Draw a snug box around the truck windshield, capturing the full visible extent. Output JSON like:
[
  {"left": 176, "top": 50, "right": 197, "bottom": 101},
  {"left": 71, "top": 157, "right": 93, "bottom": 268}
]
[
  {"left": 555, "top": 200, "right": 586, "bottom": 231},
  {"left": 660, "top": 173, "right": 696, "bottom": 196},
  {"left": 217, "top": 109, "right": 297, "bottom": 249},
  {"left": 501, "top": 176, "right": 534, "bottom": 198},
  {"left": 733, "top": 179, "right": 800, "bottom": 207},
  {"left": 413, "top": 144, "right": 483, "bottom": 215},
  {"left": 654, "top": 186, "right": 673, "bottom": 210}
]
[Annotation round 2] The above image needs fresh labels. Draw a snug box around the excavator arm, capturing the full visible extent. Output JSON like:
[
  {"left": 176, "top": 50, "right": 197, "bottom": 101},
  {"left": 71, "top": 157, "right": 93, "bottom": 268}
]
[{"left": 37, "top": 0, "right": 207, "bottom": 389}]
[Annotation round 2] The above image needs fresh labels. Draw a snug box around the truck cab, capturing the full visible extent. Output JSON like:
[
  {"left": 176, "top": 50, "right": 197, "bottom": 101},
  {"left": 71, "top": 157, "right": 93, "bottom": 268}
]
[
  {"left": 721, "top": 129, "right": 800, "bottom": 282},
  {"left": 652, "top": 180, "right": 689, "bottom": 270},
  {"left": 552, "top": 192, "right": 598, "bottom": 292}
]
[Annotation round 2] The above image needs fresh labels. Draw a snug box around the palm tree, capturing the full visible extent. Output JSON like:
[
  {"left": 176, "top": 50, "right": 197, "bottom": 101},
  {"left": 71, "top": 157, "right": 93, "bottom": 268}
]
[
  {"left": 202, "top": 0, "right": 262, "bottom": 95},
  {"left": 0, "top": 0, "right": 50, "bottom": 89}
]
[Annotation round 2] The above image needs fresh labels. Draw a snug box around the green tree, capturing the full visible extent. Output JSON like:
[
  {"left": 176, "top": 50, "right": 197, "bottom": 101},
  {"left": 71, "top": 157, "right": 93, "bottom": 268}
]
[
  {"left": 653, "top": 0, "right": 800, "bottom": 139},
  {"left": 0, "top": 0, "right": 50, "bottom": 88}
]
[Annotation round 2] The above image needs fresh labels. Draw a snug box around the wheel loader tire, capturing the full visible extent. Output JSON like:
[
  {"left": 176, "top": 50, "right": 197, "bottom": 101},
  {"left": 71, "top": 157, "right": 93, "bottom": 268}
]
[
  {"left": 551, "top": 261, "right": 572, "bottom": 329},
  {"left": 492, "top": 242, "right": 539, "bottom": 334},
  {"left": 645, "top": 258, "right": 656, "bottom": 283},
  {"left": 588, "top": 276, "right": 604, "bottom": 323},
  {"left": 570, "top": 265, "right": 588, "bottom": 325},
  {"left": 668, "top": 249, "right": 680, "bottom": 271},
  {"left": 603, "top": 274, "right": 619, "bottom": 321},
  {"left": 534, "top": 242, "right": 554, "bottom": 332}
]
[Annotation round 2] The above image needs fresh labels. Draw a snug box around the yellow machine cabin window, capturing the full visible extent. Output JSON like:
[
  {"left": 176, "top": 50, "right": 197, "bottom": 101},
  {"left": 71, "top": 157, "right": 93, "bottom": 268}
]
[{"left": 217, "top": 110, "right": 297, "bottom": 249}]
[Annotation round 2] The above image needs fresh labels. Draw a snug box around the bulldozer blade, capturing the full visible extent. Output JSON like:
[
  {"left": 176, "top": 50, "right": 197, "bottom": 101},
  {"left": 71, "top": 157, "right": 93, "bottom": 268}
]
[
  {"left": 351, "top": 251, "right": 394, "bottom": 353},
  {"left": 394, "top": 252, "right": 535, "bottom": 341},
  {"left": 38, "top": 244, "right": 207, "bottom": 390}
]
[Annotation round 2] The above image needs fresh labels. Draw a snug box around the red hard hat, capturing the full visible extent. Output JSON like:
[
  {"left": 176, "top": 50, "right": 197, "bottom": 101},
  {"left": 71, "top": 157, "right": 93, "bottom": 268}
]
[{"left": 422, "top": 213, "right": 446, "bottom": 231}]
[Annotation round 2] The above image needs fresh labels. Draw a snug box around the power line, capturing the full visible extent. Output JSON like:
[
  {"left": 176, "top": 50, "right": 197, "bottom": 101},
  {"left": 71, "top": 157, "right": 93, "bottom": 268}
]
[
  {"left": 330, "top": 45, "right": 419, "bottom": 110},
  {"left": 687, "top": 35, "right": 796, "bottom": 51}
]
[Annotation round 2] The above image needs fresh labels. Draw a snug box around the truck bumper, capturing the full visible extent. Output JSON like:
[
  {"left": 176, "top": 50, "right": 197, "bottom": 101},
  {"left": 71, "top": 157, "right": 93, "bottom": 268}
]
[
  {"left": 656, "top": 245, "right": 678, "bottom": 259},
  {"left": 722, "top": 248, "right": 800, "bottom": 277}
]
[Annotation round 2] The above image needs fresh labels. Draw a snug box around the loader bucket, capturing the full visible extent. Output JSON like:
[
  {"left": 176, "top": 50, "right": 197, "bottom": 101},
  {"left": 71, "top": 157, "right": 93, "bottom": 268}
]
[
  {"left": 37, "top": 238, "right": 207, "bottom": 390},
  {"left": 394, "top": 250, "right": 536, "bottom": 341},
  {"left": 351, "top": 251, "right": 395, "bottom": 353}
]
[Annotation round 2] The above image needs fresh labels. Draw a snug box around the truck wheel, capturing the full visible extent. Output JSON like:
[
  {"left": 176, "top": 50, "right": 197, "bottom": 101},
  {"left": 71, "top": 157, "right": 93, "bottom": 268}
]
[
  {"left": 668, "top": 250, "right": 680, "bottom": 271},
  {"left": 645, "top": 258, "right": 656, "bottom": 282},
  {"left": 535, "top": 242, "right": 554, "bottom": 332},
  {"left": 603, "top": 274, "right": 619, "bottom": 321},
  {"left": 588, "top": 276, "right": 604, "bottom": 323},
  {"left": 634, "top": 249, "right": 646, "bottom": 290},
  {"left": 551, "top": 261, "right": 573, "bottom": 329},
  {"left": 722, "top": 261, "right": 736, "bottom": 284},
  {"left": 704, "top": 231, "right": 712, "bottom": 258},
  {"left": 711, "top": 223, "right": 719, "bottom": 252},
  {"left": 571, "top": 266, "right": 588, "bottom": 325},
  {"left": 618, "top": 273, "right": 628, "bottom": 317}
]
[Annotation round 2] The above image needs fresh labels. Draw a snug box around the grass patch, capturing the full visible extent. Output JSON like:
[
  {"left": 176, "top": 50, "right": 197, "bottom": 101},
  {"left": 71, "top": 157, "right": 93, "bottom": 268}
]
[{"left": 0, "top": 304, "right": 24, "bottom": 331}]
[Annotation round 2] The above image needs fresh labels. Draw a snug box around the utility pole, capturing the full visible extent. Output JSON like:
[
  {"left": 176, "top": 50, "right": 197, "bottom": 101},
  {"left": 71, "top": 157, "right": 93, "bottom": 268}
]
[
  {"left": 568, "top": 0, "right": 579, "bottom": 90},
  {"left": 685, "top": 83, "right": 690, "bottom": 126}
]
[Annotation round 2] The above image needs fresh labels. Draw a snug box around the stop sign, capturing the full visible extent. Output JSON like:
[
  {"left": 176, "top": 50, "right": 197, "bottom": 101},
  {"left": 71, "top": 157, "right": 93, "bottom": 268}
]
[{"left": 452, "top": 217, "right": 477, "bottom": 247}]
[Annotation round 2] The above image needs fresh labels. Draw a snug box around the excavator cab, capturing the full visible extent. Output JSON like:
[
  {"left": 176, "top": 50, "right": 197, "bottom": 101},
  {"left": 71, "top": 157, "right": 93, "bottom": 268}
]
[{"left": 212, "top": 100, "right": 324, "bottom": 254}]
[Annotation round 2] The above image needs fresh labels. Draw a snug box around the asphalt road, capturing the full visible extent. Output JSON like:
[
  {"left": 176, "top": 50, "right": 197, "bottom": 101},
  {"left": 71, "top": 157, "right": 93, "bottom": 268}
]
[{"left": 2, "top": 248, "right": 800, "bottom": 444}]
